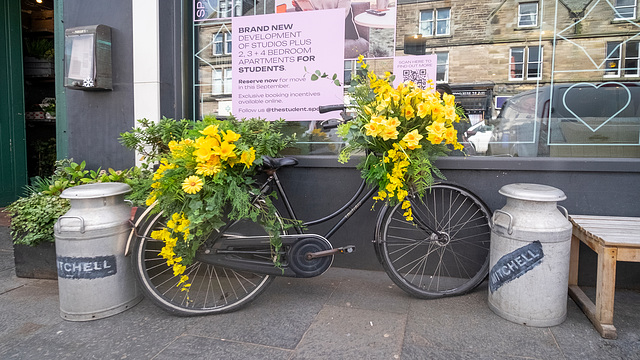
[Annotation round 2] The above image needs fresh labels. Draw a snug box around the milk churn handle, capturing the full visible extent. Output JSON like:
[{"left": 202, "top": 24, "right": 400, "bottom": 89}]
[
  {"left": 557, "top": 205, "right": 569, "bottom": 219},
  {"left": 492, "top": 209, "right": 513, "bottom": 235},
  {"left": 56, "top": 216, "right": 86, "bottom": 234}
]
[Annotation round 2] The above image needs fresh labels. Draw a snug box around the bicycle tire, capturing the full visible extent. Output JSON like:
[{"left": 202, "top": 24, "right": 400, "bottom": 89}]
[
  {"left": 377, "top": 184, "right": 492, "bottom": 299},
  {"left": 133, "top": 210, "right": 281, "bottom": 316}
]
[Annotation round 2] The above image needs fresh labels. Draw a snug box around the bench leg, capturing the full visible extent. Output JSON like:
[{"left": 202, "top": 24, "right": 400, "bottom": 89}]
[
  {"left": 595, "top": 246, "right": 617, "bottom": 338},
  {"left": 567, "top": 236, "right": 618, "bottom": 339},
  {"left": 569, "top": 234, "right": 580, "bottom": 286}
]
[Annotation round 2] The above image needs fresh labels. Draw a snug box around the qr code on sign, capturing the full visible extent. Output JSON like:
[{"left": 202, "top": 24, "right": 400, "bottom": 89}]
[{"left": 402, "top": 69, "right": 428, "bottom": 89}]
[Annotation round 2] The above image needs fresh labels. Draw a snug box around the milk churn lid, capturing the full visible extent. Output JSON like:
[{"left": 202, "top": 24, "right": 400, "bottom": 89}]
[
  {"left": 498, "top": 183, "right": 566, "bottom": 202},
  {"left": 60, "top": 182, "right": 132, "bottom": 199}
]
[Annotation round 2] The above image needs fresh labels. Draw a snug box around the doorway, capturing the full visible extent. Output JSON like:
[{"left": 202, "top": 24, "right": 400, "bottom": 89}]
[{"left": 21, "top": 0, "right": 57, "bottom": 181}]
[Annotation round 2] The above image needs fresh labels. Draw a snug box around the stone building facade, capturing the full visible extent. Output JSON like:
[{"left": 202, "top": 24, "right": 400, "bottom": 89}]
[{"left": 395, "top": 0, "right": 640, "bottom": 117}]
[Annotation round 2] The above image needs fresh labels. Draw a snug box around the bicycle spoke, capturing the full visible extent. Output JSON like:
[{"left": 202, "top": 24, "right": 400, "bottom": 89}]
[{"left": 380, "top": 184, "right": 491, "bottom": 298}]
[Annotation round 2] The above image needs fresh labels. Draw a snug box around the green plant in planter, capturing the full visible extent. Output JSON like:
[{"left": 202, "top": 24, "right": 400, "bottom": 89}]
[
  {"left": 4, "top": 159, "right": 153, "bottom": 247},
  {"left": 4, "top": 193, "right": 70, "bottom": 246},
  {"left": 24, "top": 38, "right": 54, "bottom": 60}
]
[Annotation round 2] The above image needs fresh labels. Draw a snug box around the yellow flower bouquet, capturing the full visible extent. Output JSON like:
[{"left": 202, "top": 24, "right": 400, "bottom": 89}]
[
  {"left": 337, "top": 57, "right": 466, "bottom": 220},
  {"left": 145, "top": 117, "right": 296, "bottom": 286}
]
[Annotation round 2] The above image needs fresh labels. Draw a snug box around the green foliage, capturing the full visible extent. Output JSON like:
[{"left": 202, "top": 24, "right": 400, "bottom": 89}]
[
  {"left": 24, "top": 38, "right": 54, "bottom": 60},
  {"left": 119, "top": 117, "right": 192, "bottom": 170},
  {"left": 4, "top": 157, "right": 151, "bottom": 247},
  {"left": 227, "top": 117, "right": 297, "bottom": 157},
  {"left": 4, "top": 193, "right": 70, "bottom": 246},
  {"left": 146, "top": 116, "right": 298, "bottom": 271},
  {"left": 311, "top": 57, "right": 466, "bottom": 220}
]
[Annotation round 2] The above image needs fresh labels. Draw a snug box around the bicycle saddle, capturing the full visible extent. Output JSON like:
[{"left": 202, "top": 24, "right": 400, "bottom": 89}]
[{"left": 260, "top": 156, "right": 298, "bottom": 170}]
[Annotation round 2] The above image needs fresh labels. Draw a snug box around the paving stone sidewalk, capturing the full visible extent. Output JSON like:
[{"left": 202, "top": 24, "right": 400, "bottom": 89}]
[{"left": 0, "top": 226, "right": 638, "bottom": 359}]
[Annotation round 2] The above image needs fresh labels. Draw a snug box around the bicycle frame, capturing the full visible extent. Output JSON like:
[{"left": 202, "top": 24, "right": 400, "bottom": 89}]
[{"left": 265, "top": 170, "right": 378, "bottom": 238}]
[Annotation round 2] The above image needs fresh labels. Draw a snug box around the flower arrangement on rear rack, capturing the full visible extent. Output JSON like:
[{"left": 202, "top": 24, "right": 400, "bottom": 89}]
[
  {"left": 334, "top": 56, "right": 466, "bottom": 220},
  {"left": 143, "top": 117, "right": 296, "bottom": 290}
]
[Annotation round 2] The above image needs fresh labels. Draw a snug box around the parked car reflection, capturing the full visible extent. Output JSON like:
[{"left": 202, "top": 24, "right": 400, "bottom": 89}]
[{"left": 485, "top": 82, "right": 640, "bottom": 157}]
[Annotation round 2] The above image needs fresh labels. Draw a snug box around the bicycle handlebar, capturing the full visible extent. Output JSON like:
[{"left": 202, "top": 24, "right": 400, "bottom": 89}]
[{"left": 318, "top": 104, "right": 346, "bottom": 114}]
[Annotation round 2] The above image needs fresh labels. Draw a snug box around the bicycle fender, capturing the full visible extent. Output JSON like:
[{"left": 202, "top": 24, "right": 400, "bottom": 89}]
[
  {"left": 124, "top": 201, "right": 158, "bottom": 257},
  {"left": 372, "top": 204, "right": 390, "bottom": 265}
]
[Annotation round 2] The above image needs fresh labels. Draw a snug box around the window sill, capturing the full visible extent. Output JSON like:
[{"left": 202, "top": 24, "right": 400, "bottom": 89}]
[
  {"left": 611, "top": 18, "right": 638, "bottom": 24},
  {"left": 291, "top": 154, "right": 640, "bottom": 173},
  {"left": 514, "top": 25, "right": 539, "bottom": 30}
]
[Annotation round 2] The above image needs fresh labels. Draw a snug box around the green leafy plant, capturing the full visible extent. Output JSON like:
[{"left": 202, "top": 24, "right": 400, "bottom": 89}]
[
  {"left": 4, "top": 193, "right": 70, "bottom": 246},
  {"left": 24, "top": 38, "right": 54, "bottom": 60},
  {"left": 126, "top": 116, "right": 297, "bottom": 288},
  {"left": 313, "top": 55, "right": 467, "bottom": 221},
  {"left": 3, "top": 158, "right": 151, "bottom": 247},
  {"left": 119, "top": 117, "right": 192, "bottom": 170}
]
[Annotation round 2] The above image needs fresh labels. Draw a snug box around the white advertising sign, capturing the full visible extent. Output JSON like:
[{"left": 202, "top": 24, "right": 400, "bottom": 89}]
[{"left": 232, "top": 10, "right": 345, "bottom": 121}]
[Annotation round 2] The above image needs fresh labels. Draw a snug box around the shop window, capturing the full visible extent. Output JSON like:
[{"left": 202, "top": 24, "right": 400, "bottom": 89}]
[
  {"left": 212, "top": 67, "right": 232, "bottom": 94},
  {"left": 436, "top": 52, "right": 449, "bottom": 83},
  {"left": 419, "top": 8, "right": 450, "bottom": 36},
  {"left": 605, "top": 41, "right": 639, "bottom": 77},
  {"left": 509, "top": 46, "right": 542, "bottom": 80},
  {"left": 518, "top": 2, "right": 538, "bottom": 27},
  {"left": 614, "top": 0, "right": 636, "bottom": 19}
]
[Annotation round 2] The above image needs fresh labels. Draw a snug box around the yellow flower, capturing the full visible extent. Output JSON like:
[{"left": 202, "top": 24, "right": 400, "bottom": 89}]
[
  {"left": 182, "top": 175, "right": 204, "bottom": 194},
  {"left": 173, "top": 263, "right": 186, "bottom": 276},
  {"left": 380, "top": 126, "right": 399, "bottom": 141},
  {"left": 145, "top": 193, "right": 157, "bottom": 206},
  {"left": 444, "top": 126, "right": 458, "bottom": 144},
  {"left": 215, "top": 141, "right": 237, "bottom": 161},
  {"left": 357, "top": 54, "right": 365, "bottom": 63},
  {"left": 403, "top": 104, "right": 415, "bottom": 119},
  {"left": 402, "top": 129, "right": 423, "bottom": 150},
  {"left": 364, "top": 122, "right": 381, "bottom": 137},
  {"left": 427, "top": 121, "right": 446, "bottom": 137},
  {"left": 240, "top": 147, "right": 256, "bottom": 168},
  {"left": 195, "top": 159, "right": 222, "bottom": 176},
  {"left": 177, "top": 275, "right": 189, "bottom": 287},
  {"left": 199, "top": 124, "right": 219, "bottom": 137},
  {"left": 443, "top": 93, "right": 455, "bottom": 107},
  {"left": 222, "top": 130, "right": 241, "bottom": 143},
  {"left": 427, "top": 132, "right": 444, "bottom": 145},
  {"left": 403, "top": 207, "right": 413, "bottom": 222},
  {"left": 402, "top": 200, "right": 411, "bottom": 209},
  {"left": 373, "top": 190, "right": 387, "bottom": 201},
  {"left": 397, "top": 189, "right": 408, "bottom": 202}
]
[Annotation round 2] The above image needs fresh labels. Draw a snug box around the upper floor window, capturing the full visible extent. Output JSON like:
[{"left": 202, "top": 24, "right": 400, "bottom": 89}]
[
  {"left": 509, "top": 46, "right": 543, "bottom": 80},
  {"left": 212, "top": 67, "right": 232, "bottom": 94},
  {"left": 614, "top": 0, "right": 637, "bottom": 19},
  {"left": 518, "top": 2, "right": 538, "bottom": 27},
  {"left": 436, "top": 52, "right": 449, "bottom": 83},
  {"left": 605, "top": 41, "right": 639, "bottom": 77},
  {"left": 419, "top": 8, "right": 451, "bottom": 36},
  {"left": 213, "top": 32, "right": 232, "bottom": 55}
]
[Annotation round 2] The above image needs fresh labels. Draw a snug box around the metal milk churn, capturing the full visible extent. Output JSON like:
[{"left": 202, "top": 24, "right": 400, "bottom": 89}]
[
  {"left": 488, "top": 183, "right": 572, "bottom": 327},
  {"left": 54, "top": 183, "right": 142, "bottom": 321}
]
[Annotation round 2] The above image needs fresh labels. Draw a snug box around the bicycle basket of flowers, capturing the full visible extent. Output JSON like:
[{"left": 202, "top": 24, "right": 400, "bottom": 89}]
[
  {"left": 335, "top": 56, "right": 466, "bottom": 221},
  {"left": 144, "top": 117, "right": 296, "bottom": 289}
]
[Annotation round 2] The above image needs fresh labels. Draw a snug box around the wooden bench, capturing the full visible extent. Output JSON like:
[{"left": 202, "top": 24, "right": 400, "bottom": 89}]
[{"left": 568, "top": 215, "right": 640, "bottom": 339}]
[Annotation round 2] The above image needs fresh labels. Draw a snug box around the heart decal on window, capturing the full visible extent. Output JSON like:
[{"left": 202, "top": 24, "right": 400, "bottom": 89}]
[{"left": 562, "top": 82, "right": 632, "bottom": 132}]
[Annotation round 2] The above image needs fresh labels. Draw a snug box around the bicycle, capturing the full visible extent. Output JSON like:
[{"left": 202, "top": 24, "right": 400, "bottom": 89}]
[{"left": 129, "top": 105, "right": 493, "bottom": 316}]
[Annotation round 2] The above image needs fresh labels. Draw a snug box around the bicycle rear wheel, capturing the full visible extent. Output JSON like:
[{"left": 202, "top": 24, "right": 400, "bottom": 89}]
[
  {"left": 133, "top": 211, "right": 278, "bottom": 316},
  {"left": 377, "top": 184, "right": 492, "bottom": 298}
]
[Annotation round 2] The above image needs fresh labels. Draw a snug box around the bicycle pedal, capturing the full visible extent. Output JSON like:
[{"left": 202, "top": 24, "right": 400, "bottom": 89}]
[{"left": 337, "top": 245, "right": 356, "bottom": 254}]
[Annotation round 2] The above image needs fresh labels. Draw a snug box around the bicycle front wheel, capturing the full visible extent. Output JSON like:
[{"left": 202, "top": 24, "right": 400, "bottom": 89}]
[
  {"left": 133, "top": 211, "right": 277, "bottom": 316},
  {"left": 377, "top": 184, "right": 492, "bottom": 298}
]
